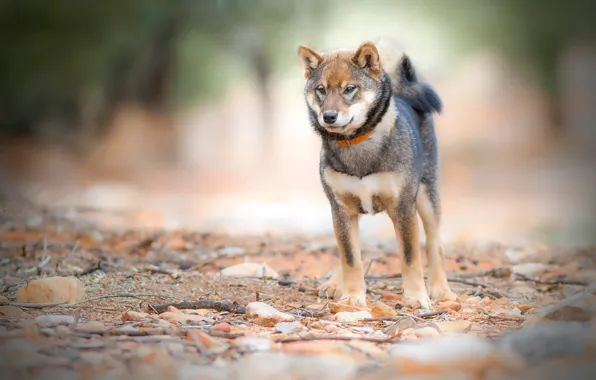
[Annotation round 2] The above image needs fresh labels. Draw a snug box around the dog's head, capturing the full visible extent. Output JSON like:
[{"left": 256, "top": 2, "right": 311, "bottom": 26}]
[{"left": 298, "top": 41, "right": 385, "bottom": 136}]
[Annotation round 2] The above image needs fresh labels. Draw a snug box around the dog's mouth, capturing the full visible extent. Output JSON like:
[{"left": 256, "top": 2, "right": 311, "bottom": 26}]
[{"left": 324, "top": 117, "right": 354, "bottom": 133}]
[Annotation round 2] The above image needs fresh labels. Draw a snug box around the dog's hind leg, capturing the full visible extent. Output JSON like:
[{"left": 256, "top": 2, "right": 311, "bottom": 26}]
[
  {"left": 389, "top": 190, "right": 432, "bottom": 310},
  {"left": 417, "top": 183, "right": 456, "bottom": 301}
]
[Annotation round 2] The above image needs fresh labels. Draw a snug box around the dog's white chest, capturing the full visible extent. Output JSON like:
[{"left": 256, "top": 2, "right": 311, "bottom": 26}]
[{"left": 324, "top": 170, "right": 403, "bottom": 214}]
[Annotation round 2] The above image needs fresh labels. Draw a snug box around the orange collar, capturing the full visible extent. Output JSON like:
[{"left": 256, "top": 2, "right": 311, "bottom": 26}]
[{"left": 336, "top": 128, "right": 375, "bottom": 147}]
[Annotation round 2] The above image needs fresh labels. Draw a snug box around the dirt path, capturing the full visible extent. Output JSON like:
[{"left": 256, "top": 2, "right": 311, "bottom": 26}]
[{"left": 1, "top": 211, "right": 595, "bottom": 379}]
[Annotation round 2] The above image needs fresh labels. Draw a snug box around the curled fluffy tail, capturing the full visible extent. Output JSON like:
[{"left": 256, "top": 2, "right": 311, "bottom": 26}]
[{"left": 375, "top": 37, "right": 443, "bottom": 114}]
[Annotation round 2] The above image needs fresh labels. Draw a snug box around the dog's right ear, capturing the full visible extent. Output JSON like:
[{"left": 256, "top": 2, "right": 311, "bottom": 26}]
[{"left": 298, "top": 45, "right": 323, "bottom": 79}]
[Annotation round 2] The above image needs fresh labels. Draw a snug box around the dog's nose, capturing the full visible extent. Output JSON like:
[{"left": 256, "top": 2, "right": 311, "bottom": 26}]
[{"left": 323, "top": 111, "right": 338, "bottom": 124}]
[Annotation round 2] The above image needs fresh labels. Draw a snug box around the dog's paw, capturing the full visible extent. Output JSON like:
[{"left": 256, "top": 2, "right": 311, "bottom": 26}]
[
  {"left": 404, "top": 291, "right": 432, "bottom": 310},
  {"left": 339, "top": 293, "right": 367, "bottom": 308},
  {"left": 427, "top": 279, "right": 457, "bottom": 301},
  {"left": 318, "top": 280, "right": 343, "bottom": 299}
]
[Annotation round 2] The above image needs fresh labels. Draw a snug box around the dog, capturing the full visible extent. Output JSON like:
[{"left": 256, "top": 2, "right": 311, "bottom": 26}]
[{"left": 297, "top": 39, "right": 455, "bottom": 309}]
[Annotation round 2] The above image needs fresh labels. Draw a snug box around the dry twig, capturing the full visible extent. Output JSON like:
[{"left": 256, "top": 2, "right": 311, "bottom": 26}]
[
  {"left": 514, "top": 272, "right": 589, "bottom": 286},
  {"left": 149, "top": 300, "right": 246, "bottom": 314}
]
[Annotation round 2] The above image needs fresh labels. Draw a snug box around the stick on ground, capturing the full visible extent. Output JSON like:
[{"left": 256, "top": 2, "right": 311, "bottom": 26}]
[{"left": 149, "top": 300, "right": 246, "bottom": 314}]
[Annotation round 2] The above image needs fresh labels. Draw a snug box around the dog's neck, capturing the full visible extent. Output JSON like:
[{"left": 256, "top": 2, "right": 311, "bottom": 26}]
[{"left": 309, "top": 73, "right": 393, "bottom": 146}]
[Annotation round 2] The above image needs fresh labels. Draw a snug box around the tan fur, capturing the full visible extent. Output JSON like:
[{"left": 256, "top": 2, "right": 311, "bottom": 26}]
[
  {"left": 388, "top": 208, "right": 432, "bottom": 309},
  {"left": 416, "top": 185, "right": 456, "bottom": 301}
]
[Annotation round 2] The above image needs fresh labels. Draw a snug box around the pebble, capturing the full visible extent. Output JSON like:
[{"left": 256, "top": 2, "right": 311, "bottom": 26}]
[
  {"left": 233, "top": 337, "right": 275, "bottom": 352},
  {"left": 186, "top": 329, "right": 221, "bottom": 349},
  {"left": 221, "top": 262, "right": 279, "bottom": 279},
  {"left": 389, "top": 334, "right": 525, "bottom": 374},
  {"left": 370, "top": 301, "right": 397, "bottom": 318},
  {"left": 35, "top": 315, "right": 75, "bottom": 328},
  {"left": 275, "top": 321, "right": 304, "bottom": 334},
  {"left": 160, "top": 312, "right": 213, "bottom": 324},
  {"left": 335, "top": 311, "right": 372, "bottom": 323},
  {"left": 497, "top": 322, "right": 592, "bottom": 364},
  {"left": 383, "top": 318, "right": 415, "bottom": 337},
  {"left": 436, "top": 301, "right": 462, "bottom": 312},
  {"left": 414, "top": 326, "right": 440, "bottom": 338},
  {"left": 0, "top": 305, "right": 23, "bottom": 319},
  {"left": 432, "top": 320, "right": 472, "bottom": 334},
  {"left": 231, "top": 352, "right": 356, "bottom": 380},
  {"left": 246, "top": 302, "right": 295, "bottom": 327},
  {"left": 16, "top": 276, "right": 86, "bottom": 304},
  {"left": 75, "top": 321, "right": 107, "bottom": 334},
  {"left": 512, "top": 263, "right": 550, "bottom": 277},
  {"left": 121, "top": 310, "right": 150, "bottom": 322},
  {"left": 214, "top": 322, "right": 232, "bottom": 333},
  {"left": 535, "top": 292, "right": 596, "bottom": 322}
]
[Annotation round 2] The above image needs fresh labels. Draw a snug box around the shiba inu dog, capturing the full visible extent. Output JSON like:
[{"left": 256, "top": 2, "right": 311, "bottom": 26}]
[{"left": 298, "top": 39, "right": 455, "bottom": 309}]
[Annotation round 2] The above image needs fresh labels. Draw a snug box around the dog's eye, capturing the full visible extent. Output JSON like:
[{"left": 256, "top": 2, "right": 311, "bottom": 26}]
[
  {"left": 316, "top": 86, "right": 326, "bottom": 96},
  {"left": 344, "top": 85, "right": 357, "bottom": 95}
]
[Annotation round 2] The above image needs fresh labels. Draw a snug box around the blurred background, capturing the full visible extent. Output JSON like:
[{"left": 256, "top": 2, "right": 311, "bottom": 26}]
[{"left": 1, "top": 0, "right": 596, "bottom": 246}]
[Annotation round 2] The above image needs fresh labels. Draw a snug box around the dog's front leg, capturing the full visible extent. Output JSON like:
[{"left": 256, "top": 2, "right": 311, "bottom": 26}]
[
  {"left": 330, "top": 208, "right": 366, "bottom": 307},
  {"left": 389, "top": 193, "right": 432, "bottom": 310}
]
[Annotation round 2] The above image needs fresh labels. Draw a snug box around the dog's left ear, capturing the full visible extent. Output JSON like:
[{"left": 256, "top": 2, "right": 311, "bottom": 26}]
[
  {"left": 353, "top": 42, "right": 382, "bottom": 79},
  {"left": 298, "top": 45, "right": 323, "bottom": 79}
]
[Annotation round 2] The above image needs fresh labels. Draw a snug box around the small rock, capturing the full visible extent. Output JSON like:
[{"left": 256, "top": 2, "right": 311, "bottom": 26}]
[
  {"left": 35, "top": 315, "right": 75, "bottom": 328},
  {"left": 369, "top": 301, "right": 397, "bottom": 318},
  {"left": 233, "top": 337, "right": 275, "bottom": 352},
  {"left": 160, "top": 312, "right": 213, "bottom": 324},
  {"left": 383, "top": 318, "right": 415, "bottom": 337},
  {"left": 536, "top": 293, "right": 596, "bottom": 322},
  {"left": 0, "top": 305, "right": 23, "bottom": 319},
  {"left": 221, "top": 262, "right": 278, "bottom": 279},
  {"left": 167, "top": 305, "right": 181, "bottom": 313},
  {"left": 335, "top": 311, "right": 372, "bottom": 323},
  {"left": 121, "top": 310, "right": 150, "bottom": 322},
  {"left": 214, "top": 322, "right": 232, "bottom": 333},
  {"left": 497, "top": 322, "right": 590, "bottom": 364},
  {"left": 328, "top": 302, "right": 366, "bottom": 313},
  {"left": 217, "top": 246, "right": 246, "bottom": 256},
  {"left": 16, "top": 276, "right": 86, "bottom": 304},
  {"left": 39, "top": 328, "right": 57, "bottom": 336},
  {"left": 55, "top": 325, "right": 72, "bottom": 336},
  {"left": 246, "top": 302, "right": 295, "bottom": 327},
  {"left": 436, "top": 301, "right": 462, "bottom": 312},
  {"left": 282, "top": 340, "right": 350, "bottom": 355},
  {"left": 512, "top": 262, "right": 550, "bottom": 277},
  {"left": 186, "top": 329, "right": 221, "bottom": 349},
  {"left": 231, "top": 352, "right": 356, "bottom": 380},
  {"left": 562, "top": 285, "right": 581, "bottom": 298},
  {"left": 0, "top": 296, "right": 8, "bottom": 302},
  {"left": 75, "top": 321, "right": 107, "bottom": 334},
  {"left": 381, "top": 292, "right": 400, "bottom": 301},
  {"left": 389, "top": 334, "right": 525, "bottom": 374},
  {"left": 432, "top": 320, "right": 472, "bottom": 334},
  {"left": 585, "top": 281, "right": 596, "bottom": 295},
  {"left": 274, "top": 321, "right": 303, "bottom": 334},
  {"left": 466, "top": 296, "right": 482, "bottom": 303},
  {"left": 414, "top": 326, "right": 440, "bottom": 338}
]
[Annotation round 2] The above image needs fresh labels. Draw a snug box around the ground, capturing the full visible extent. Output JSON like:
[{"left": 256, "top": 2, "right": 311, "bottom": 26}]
[{"left": 1, "top": 207, "right": 596, "bottom": 380}]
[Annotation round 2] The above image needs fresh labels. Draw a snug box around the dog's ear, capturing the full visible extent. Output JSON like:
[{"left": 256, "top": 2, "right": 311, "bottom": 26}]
[
  {"left": 353, "top": 41, "right": 382, "bottom": 79},
  {"left": 298, "top": 45, "right": 323, "bottom": 79}
]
